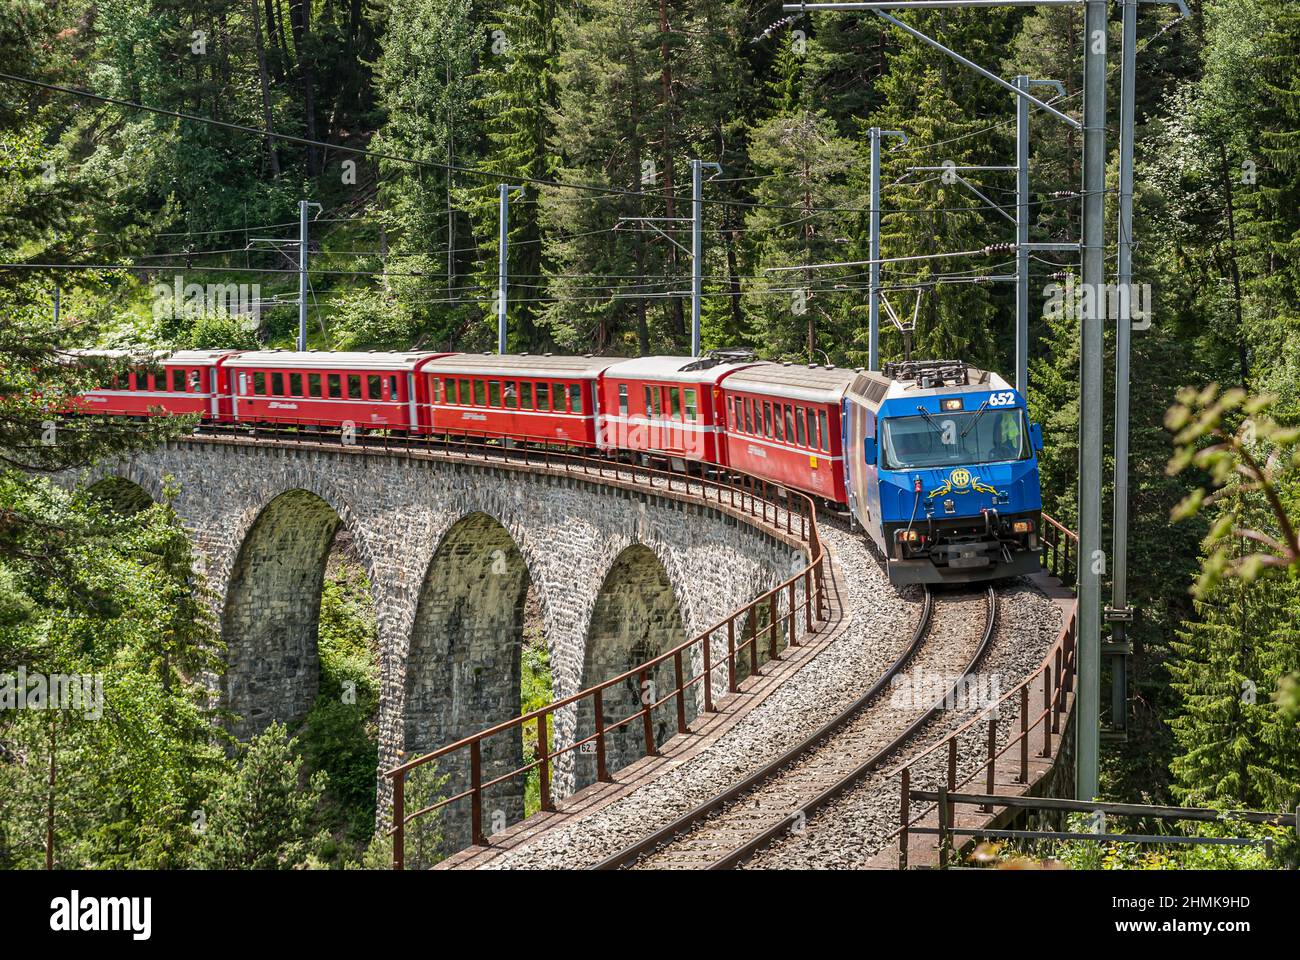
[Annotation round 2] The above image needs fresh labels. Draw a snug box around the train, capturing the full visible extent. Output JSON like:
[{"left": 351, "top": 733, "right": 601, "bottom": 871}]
[{"left": 69, "top": 347, "right": 1044, "bottom": 585}]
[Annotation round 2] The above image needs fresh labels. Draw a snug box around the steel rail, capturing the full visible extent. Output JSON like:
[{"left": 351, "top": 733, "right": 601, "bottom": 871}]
[{"left": 594, "top": 585, "right": 997, "bottom": 870}]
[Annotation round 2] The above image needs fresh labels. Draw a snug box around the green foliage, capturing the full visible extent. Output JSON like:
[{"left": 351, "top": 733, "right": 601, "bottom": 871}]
[
  {"left": 193, "top": 722, "right": 329, "bottom": 870},
  {"left": 300, "top": 561, "right": 380, "bottom": 844}
]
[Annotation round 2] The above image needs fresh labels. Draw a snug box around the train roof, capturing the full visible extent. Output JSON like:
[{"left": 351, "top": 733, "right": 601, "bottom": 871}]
[
  {"left": 724, "top": 363, "right": 859, "bottom": 405},
  {"left": 848, "top": 363, "right": 1009, "bottom": 408},
  {"left": 224, "top": 350, "right": 444, "bottom": 371},
  {"left": 418, "top": 353, "right": 621, "bottom": 379},
  {"left": 64, "top": 348, "right": 241, "bottom": 364},
  {"left": 603, "top": 355, "right": 762, "bottom": 385}
]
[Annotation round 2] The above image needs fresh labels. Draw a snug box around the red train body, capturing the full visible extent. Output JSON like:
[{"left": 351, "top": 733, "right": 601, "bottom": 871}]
[
  {"left": 720, "top": 364, "right": 856, "bottom": 502},
  {"left": 69, "top": 348, "right": 861, "bottom": 505}
]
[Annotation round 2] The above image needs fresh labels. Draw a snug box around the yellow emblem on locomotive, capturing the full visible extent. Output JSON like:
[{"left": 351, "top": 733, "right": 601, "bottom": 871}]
[{"left": 928, "top": 467, "right": 1000, "bottom": 499}]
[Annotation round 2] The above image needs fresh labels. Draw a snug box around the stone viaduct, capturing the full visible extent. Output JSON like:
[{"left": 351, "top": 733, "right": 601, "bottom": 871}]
[{"left": 73, "top": 436, "right": 809, "bottom": 849}]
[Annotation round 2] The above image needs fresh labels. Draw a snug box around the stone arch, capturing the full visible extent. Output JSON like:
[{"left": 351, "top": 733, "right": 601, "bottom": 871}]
[
  {"left": 86, "top": 475, "right": 156, "bottom": 515},
  {"left": 575, "top": 543, "right": 689, "bottom": 788},
  {"left": 220, "top": 489, "right": 354, "bottom": 740},
  {"left": 403, "top": 512, "right": 531, "bottom": 853}
]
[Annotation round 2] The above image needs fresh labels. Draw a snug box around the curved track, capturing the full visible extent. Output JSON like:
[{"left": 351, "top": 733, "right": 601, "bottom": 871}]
[{"left": 593, "top": 585, "right": 998, "bottom": 870}]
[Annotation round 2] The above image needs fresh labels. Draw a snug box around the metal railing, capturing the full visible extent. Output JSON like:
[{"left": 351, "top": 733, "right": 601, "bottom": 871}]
[
  {"left": 895, "top": 515, "right": 1079, "bottom": 868},
  {"left": 908, "top": 791, "right": 1298, "bottom": 868},
  {"left": 1040, "top": 512, "right": 1076, "bottom": 584}
]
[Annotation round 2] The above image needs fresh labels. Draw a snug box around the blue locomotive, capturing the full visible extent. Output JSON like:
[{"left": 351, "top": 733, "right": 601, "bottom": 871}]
[{"left": 844, "top": 359, "right": 1044, "bottom": 585}]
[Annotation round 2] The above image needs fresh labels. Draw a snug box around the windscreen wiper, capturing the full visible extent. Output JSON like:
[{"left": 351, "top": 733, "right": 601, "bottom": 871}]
[
  {"left": 916, "top": 405, "right": 945, "bottom": 433},
  {"left": 959, "top": 400, "right": 990, "bottom": 441}
]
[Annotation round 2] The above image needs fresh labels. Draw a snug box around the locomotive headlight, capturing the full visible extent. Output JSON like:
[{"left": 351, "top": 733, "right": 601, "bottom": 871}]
[
  {"left": 896, "top": 529, "right": 920, "bottom": 543},
  {"left": 940, "top": 398, "right": 964, "bottom": 411},
  {"left": 1012, "top": 520, "right": 1034, "bottom": 534}
]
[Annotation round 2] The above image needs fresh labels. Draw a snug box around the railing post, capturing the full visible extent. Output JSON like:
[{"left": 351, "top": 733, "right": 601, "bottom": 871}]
[
  {"left": 768, "top": 592, "right": 779, "bottom": 660},
  {"left": 702, "top": 630, "right": 714, "bottom": 713},
  {"left": 537, "top": 713, "right": 553, "bottom": 812},
  {"left": 804, "top": 569, "right": 814, "bottom": 634},
  {"left": 899, "top": 766, "right": 910, "bottom": 869},
  {"left": 748, "top": 609, "right": 760, "bottom": 678},
  {"left": 673, "top": 651, "right": 687, "bottom": 735},
  {"left": 392, "top": 771, "right": 405, "bottom": 871},
  {"left": 1042, "top": 664, "right": 1053, "bottom": 758},
  {"left": 639, "top": 669, "right": 657, "bottom": 757},
  {"left": 947, "top": 738, "right": 957, "bottom": 798},
  {"left": 594, "top": 687, "right": 611, "bottom": 782},
  {"left": 1053, "top": 648, "right": 1063, "bottom": 734},
  {"left": 1019, "top": 686, "right": 1029, "bottom": 783},
  {"left": 470, "top": 739, "right": 486, "bottom": 846},
  {"left": 982, "top": 717, "right": 996, "bottom": 812},
  {"left": 788, "top": 581, "right": 798, "bottom": 648},
  {"left": 727, "top": 619, "right": 738, "bottom": 694},
  {"left": 937, "top": 783, "right": 950, "bottom": 869}
]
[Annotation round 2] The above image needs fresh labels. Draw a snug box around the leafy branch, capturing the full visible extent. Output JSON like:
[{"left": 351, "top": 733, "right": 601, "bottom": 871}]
[{"left": 1166, "top": 384, "right": 1300, "bottom": 596}]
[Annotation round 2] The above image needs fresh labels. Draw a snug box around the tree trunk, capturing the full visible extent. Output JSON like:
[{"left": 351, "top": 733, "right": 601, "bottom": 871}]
[
  {"left": 251, "top": 0, "right": 282, "bottom": 178},
  {"left": 288, "top": 0, "right": 319, "bottom": 175}
]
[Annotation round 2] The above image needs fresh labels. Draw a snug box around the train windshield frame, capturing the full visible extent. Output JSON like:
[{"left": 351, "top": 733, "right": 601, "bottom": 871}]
[{"left": 879, "top": 407, "right": 1031, "bottom": 470}]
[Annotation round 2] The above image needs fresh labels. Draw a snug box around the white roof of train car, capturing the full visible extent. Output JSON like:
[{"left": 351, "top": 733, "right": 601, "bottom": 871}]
[
  {"left": 724, "top": 363, "right": 858, "bottom": 405},
  {"left": 603, "top": 355, "right": 763, "bottom": 384},
  {"left": 224, "top": 350, "right": 441, "bottom": 371},
  {"left": 418, "top": 353, "right": 621, "bottom": 379}
]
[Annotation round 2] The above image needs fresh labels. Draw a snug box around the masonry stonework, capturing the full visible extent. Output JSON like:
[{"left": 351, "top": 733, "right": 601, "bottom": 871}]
[{"left": 75, "top": 440, "right": 805, "bottom": 848}]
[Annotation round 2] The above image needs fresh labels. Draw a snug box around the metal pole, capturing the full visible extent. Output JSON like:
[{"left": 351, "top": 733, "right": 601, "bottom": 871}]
[
  {"left": 1015, "top": 75, "right": 1030, "bottom": 395},
  {"left": 53, "top": 284, "right": 60, "bottom": 325},
  {"left": 1108, "top": 0, "right": 1138, "bottom": 735},
  {"left": 691, "top": 158, "right": 702, "bottom": 357},
  {"left": 1077, "top": 0, "right": 1107, "bottom": 803},
  {"left": 498, "top": 183, "right": 509, "bottom": 354},
  {"left": 298, "top": 198, "right": 308, "bottom": 352},
  {"left": 869, "top": 128, "right": 881, "bottom": 371}
]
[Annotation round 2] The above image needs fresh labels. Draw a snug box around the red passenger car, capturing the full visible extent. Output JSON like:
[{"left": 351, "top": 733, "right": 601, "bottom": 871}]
[
  {"left": 225, "top": 350, "right": 447, "bottom": 430},
  {"left": 420, "top": 353, "right": 619, "bottom": 446},
  {"left": 721, "top": 364, "right": 857, "bottom": 503},
  {"left": 597, "top": 354, "right": 761, "bottom": 465},
  {"left": 72, "top": 349, "right": 241, "bottom": 419}
]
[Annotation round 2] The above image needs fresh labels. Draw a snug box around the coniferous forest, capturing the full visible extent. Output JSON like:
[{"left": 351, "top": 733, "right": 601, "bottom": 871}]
[{"left": 1, "top": 0, "right": 1299, "bottom": 879}]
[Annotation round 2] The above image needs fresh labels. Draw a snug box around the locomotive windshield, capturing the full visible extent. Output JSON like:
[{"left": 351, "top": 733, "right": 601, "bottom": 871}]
[{"left": 880, "top": 407, "right": 1030, "bottom": 470}]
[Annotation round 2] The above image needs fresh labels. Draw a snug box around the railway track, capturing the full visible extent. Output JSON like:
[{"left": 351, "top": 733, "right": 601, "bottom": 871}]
[{"left": 592, "top": 584, "right": 998, "bottom": 870}]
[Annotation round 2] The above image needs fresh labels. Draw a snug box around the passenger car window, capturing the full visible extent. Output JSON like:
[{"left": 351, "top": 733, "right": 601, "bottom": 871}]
[
  {"left": 328, "top": 374, "right": 342, "bottom": 398},
  {"left": 270, "top": 372, "right": 284, "bottom": 395},
  {"left": 537, "top": 382, "right": 549, "bottom": 409},
  {"left": 784, "top": 406, "right": 795, "bottom": 443},
  {"left": 521, "top": 382, "right": 533, "bottom": 409},
  {"left": 253, "top": 372, "right": 267, "bottom": 395},
  {"left": 290, "top": 373, "right": 303, "bottom": 396},
  {"left": 818, "top": 411, "right": 830, "bottom": 451},
  {"left": 774, "top": 403, "right": 784, "bottom": 441},
  {"left": 669, "top": 387, "right": 681, "bottom": 420},
  {"left": 552, "top": 383, "right": 565, "bottom": 412},
  {"left": 504, "top": 381, "right": 518, "bottom": 409},
  {"left": 569, "top": 384, "right": 582, "bottom": 413},
  {"left": 684, "top": 389, "right": 697, "bottom": 421},
  {"left": 473, "top": 380, "right": 486, "bottom": 405},
  {"left": 796, "top": 408, "right": 807, "bottom": 446},
  {"left": 171, "top": 369, "right": 185, "bottom": 392},
  {"left": 489, "top": 381, "right": 501, "bottom": 406},
  {"left": 368, "top": 375, "right": 381, "bottom": 399},
  {"left": 618, "top": 383, "right": 628, "bottom": 415},
  {"left": 309, "top": 374, "right": 322, "bottom": 397},
  {"left": 348, "top": 375, "right": 362, "bottom": 399}
]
